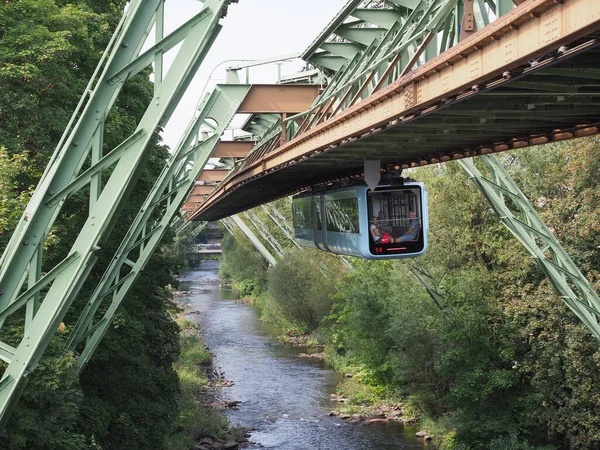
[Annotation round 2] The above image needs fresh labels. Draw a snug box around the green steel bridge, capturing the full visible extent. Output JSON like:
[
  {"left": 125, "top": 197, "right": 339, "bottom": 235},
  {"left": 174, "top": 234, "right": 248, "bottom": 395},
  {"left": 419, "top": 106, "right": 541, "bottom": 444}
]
[{"left": 1, "top": 0, "right": 600, "bottom": 428}]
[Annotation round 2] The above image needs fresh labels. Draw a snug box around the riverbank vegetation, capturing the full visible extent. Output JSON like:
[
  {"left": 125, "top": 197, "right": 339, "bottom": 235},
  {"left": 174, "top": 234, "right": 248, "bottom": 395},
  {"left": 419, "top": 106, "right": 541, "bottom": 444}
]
[
  {"left": 167, "top": 318, "right": 227, "bottom": 450},
  {"left": 220, "top": 137, "right": 600, "bottom": 450}
]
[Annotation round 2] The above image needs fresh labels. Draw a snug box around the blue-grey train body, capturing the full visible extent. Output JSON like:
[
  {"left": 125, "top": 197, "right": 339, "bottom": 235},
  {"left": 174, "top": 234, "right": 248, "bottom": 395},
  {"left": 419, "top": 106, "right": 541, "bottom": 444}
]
[{"left": 292, "top": 182, "right": 429, "bottom": 260}]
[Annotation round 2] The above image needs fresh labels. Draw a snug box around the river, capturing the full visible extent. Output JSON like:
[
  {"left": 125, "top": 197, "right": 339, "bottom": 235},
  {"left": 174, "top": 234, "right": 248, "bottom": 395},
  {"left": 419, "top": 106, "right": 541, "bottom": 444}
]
[{"left": 179, "top": 261, "right": 427, "bottom": 450}]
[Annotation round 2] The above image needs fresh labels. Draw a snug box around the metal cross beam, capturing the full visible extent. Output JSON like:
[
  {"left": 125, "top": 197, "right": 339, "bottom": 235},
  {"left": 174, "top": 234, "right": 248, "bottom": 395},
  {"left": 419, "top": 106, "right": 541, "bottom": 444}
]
[
  {"left": 227, "top": 215, "right": 278, "bottom": 266},
  {"left": 260, "top": 204, "right": 301, "bottom": 249},
  {"left": 243, "top": 211, "right": 286, "bottom": 257}
]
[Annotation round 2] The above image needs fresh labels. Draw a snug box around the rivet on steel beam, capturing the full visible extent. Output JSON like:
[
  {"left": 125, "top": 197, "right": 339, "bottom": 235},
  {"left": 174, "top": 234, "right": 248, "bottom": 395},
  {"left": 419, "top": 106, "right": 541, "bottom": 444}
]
[
  {"left": 440, "top": 156, "right": 451, "bottom": 162},
  {"left": 419, "top": 160, "right": 428, "bottom": 166},
  {"left": 509, "top": 24, "right": 519, "bottom": 31},
  {"left": 529, "top": 12, "right": 540, "bottom": 18},
  {"left": 122, "top": 42, "right": 128, "bottom": 48},
  {"left": 480, "top": 148, "right": 493, "bottom": 154},
  {"left": 23, "top": 240, "right": 29, "bottom": 246},
  {"left": 73, "top": 141, "right": 79, "bottom": 146},
  {"left": 452, "top": 153, "right": 464, "bottom": 159},
  {"left": 410, "top": 162, "right": 419, "bottom": 168},
  {"left": 430, "top": 158, "right": 440, "bottom": 164},
  {"left": 494, "top": 144, "right": 509, "bottom": 152},
  {"left": 502, "top": 71, "right": 512, "bottom": 79},
  {"left": 0, "top": 290, "right": 3, "bottom": 295},
  {"left": 557, "top": 46, "right": 569, "bottom": 55}
]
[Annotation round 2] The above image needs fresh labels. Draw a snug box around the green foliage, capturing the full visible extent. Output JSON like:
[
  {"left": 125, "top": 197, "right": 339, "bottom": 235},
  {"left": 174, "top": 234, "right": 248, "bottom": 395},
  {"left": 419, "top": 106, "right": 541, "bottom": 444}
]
[
  {"left": 0, "top": 148, "right": 30, "bottom": 249},
  {"left": 267, "top": 249, "right": 343, "bottom": 331},
  {"left": 219, "top": 232, "right": 268, "bottom": 291},
  {"left": 179, "top": 334, "right": 212, "bottom": 368},
  {"left": 0, "top": 340, "right": 86, "bottom": 450},
  {"left": 238, "top": 278, "right": 258, "bottom": 297},
  {"left": 168, "top": 329, "right": 226, "bottom": 450},
  {"left": 488, "top": 435, "right": 558, "bottom": 450}
]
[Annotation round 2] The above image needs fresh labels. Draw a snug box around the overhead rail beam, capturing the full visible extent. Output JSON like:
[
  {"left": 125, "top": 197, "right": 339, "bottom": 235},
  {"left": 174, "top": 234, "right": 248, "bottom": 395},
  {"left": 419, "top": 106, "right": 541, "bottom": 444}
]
[
  {"left": 237, "top": 85, "right": 320, "bottom": 114},
  {"left": 212, "top": 141, "right": 255, "bottom": 159},
  {"left": 190, "top": 0, "right": 600, "bottom": 221}
]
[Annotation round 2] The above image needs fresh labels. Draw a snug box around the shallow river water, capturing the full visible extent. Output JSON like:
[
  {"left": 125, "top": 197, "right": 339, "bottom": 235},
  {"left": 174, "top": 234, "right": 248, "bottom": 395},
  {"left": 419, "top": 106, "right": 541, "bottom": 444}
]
[{"left": 179, "top": 261, "right": 426, "bottom": 450}]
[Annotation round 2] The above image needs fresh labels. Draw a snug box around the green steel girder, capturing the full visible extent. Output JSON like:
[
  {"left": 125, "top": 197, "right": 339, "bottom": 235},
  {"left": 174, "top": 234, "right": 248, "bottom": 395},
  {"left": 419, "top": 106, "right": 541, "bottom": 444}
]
[
  {"left": 243, "top": 211, "right": 285, "bottom": 258},
  {"left": 351, "top": 9, "right": 405, "bottom": 29},
  {"left": 320, "top": 42, "right": 364, "bottom": 61},
  {"left": 67, "top": 84, "right": 250, "bottom": 369},
  {"left": 334, "top": 26, "right": 387, "bottom": 47},
  {"left": 260, "top": 204, "right": 301, "bottom": 250},
  {"left": 0, "top": 0, "right": 239, "bottom": 428},
  {"left": 228, "top": 215, "right": 278, "bottom": 266},
  {"left": 459, "top": 155, "right": 600, "bottom": 339}
]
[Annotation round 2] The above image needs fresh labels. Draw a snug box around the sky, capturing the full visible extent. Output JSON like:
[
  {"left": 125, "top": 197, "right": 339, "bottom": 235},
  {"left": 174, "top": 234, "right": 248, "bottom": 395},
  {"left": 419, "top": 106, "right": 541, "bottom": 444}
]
[{"left": 158, "top": 0, "right": 348, "bottom": 149}]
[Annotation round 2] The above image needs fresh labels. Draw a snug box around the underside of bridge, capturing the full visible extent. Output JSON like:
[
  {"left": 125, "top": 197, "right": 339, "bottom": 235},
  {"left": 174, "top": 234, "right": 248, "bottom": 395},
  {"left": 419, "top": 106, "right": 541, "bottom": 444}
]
[
  {"left": 188, "top": 0, "right": 600, "bottom": 221},
  {"left": 195, "top": 42, "right": 600, "bottom": 221}
]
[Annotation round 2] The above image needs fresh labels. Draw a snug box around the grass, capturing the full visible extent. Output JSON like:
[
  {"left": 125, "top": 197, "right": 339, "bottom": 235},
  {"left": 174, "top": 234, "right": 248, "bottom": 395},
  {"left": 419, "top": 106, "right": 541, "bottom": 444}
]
[{"left": 167, "top": 316, "right": 227, "bottom": 450}]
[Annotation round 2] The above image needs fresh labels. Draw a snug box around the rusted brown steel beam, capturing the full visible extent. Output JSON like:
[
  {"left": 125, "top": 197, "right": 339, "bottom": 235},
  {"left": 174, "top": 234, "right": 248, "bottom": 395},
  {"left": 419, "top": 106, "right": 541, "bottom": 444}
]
[
  {"left": 211, "top": 141, "right": 255, "bottom": 158},
  {"left": 197, "top": 169, "right": 229, "bottom": 182},
  {"left": 190, "top": 185, "right": 215, "bottom": 196},
  {"left": 186, "top": 194, "right": 208, "bottom": 203},
  {"left": 191, "top": 0, "right": 600, "bottom": 220},
  {"left": 460, "top": 0, "right": 477, "bottom": 41},
  {"left": 237, "top": 84, "right": 320, "bottom": 114},
  {"left": 182, "top": 203, "right": 201, "bottom": 212}
]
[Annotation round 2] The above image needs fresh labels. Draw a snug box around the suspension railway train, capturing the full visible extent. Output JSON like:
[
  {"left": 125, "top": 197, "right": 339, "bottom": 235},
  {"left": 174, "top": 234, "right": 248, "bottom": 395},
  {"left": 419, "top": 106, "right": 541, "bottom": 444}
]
[{"left": 292, "top": 182, "right": 429, "bottom": 259}]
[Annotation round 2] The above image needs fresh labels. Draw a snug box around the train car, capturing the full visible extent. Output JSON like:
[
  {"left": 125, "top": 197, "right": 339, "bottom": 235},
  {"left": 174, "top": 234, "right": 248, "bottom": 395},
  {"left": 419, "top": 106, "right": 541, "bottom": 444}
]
[{"left": 292, "top": 182, "right": 428, "bottom": 259}]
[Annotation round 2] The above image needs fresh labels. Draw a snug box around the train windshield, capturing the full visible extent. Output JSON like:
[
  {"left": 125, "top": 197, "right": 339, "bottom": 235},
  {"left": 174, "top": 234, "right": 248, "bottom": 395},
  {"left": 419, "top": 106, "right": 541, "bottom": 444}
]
[{"left": 367, "top": 186, "right": 425, "bottom": 256}]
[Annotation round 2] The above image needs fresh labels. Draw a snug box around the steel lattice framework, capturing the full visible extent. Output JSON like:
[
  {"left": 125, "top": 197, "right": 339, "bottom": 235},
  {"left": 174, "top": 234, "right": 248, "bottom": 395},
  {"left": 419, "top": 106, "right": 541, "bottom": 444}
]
[{"left": 0, "top": 0, "right": 243, "bottom": 427}]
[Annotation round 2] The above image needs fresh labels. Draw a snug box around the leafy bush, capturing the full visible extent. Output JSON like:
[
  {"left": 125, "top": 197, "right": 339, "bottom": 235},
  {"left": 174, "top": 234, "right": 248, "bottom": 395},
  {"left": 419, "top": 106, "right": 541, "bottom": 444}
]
[
  {"left": 488, "top": 435, "right": 557, "bottom": 450},
  {"left": 239, "top": 278, "right": 258, "bottom": 297},
  {"left": 267, "top": 249, "right": 344, "bottom": 331}
]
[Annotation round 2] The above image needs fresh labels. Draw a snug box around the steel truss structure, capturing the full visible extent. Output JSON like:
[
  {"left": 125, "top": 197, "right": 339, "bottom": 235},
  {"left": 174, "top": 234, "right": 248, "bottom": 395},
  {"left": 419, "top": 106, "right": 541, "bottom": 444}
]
[
  {"left": 224, "top": 216, "right": 278, "bottom": 266},
  {"left": 0, "top": 0, "right": 243, "bottom": 427},
  {"left": 192, "top": 0, "right": 600, "bottom": 221},
  {"left": 243, "top": 211, "right": 286, "bottom": 258},
  {"left": 459, "top": 155, "right": 600, "bottom": 339}
]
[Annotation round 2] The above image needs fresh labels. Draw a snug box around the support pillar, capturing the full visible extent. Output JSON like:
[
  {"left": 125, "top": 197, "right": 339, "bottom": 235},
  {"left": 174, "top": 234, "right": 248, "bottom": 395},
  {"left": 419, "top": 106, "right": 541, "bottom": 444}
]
[
  {"left": 229, "top": 215, "right": 277, "bottom": 266},
  {"left": 459, "top": 155, "right": 600, "bottom": 340}
]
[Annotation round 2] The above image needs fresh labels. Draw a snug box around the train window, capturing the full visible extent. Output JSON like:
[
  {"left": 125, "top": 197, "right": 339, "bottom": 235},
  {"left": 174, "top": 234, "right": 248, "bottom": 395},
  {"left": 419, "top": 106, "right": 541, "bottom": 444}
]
[
  {"left": 325, "top": 197, "right": 359, "bottom": 233},
  {"left": 367, "top": 186, "right": 425, "bottom": 256},
  {"left": 314, "top": 197, "right": 322, "bottom": 231},
  {"left": 292, "top": 196, "right": 312, "bottom": 229}
]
